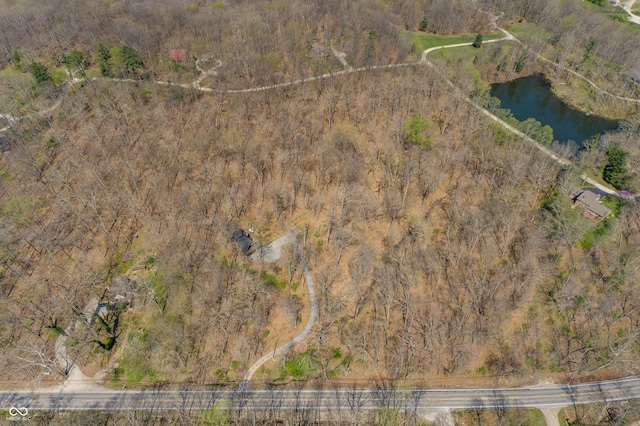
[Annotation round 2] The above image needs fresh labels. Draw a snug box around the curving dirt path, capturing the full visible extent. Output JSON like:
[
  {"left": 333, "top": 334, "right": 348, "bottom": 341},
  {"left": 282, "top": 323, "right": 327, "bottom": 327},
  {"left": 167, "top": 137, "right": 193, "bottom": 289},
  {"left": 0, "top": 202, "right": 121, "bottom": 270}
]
[
  {"left": 331, "top": 47, "right": 353, "bottom": 71},
  {"left": 420, "top": 31, "right": 515, "bottom": 62},
  {"left": 195, "top": 58, "right": 223, "bottom": 86},
  {"left": 499, "top": 27, "right": 640, "bottom": 104},
  {"left": 420, "top": 33, "right": 619, "bottom": 196},
  {"left": 241, "top": 230, "right": 318, "bottom": 387},
  {"left": 1, "top": 27, "right": 637, "bottom": 133},
  {"left": 616, "top": 0, "right": 640, "bottom": 24},
  {"left": 0, "top": 78, "right": 82, "bottom": 133},
  {"left": 249, "top": 230, "right": 300, "bottom": 263}
]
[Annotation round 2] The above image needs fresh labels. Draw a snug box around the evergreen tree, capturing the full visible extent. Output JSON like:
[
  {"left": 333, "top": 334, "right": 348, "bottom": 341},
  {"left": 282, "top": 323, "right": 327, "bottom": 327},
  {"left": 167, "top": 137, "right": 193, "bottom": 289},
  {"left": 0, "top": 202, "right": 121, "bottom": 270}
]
[
  {"left": 30, "top": 61, "right": 52, "bottom": 85},
  {"left": 12, "top": 50, "right": 21, "bottom": 71},
  {"left": 120, "top": 45, "right": 143, "bottom": 76},
  {"left": 419, "top": 16, "right": 428, "bottom": 32},
  {"left": 603, "top": 145, "right": 629, "bottom": 189},
  {"left": 64, "top": 50, "right": 88, "bottom": 76},
  {"left": 472, "top": 34, "right": 483, "bottom": 48},
  {"left": 96, "top": 43, "right": 112, "bottom": 77}
]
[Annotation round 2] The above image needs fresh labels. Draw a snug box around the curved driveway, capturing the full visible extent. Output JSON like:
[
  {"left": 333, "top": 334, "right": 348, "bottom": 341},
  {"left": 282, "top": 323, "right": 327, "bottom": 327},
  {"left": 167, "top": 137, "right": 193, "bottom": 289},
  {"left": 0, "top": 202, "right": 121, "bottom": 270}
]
[
  {"left": 2, "top": 22, "right": 639, "bottom": 411},
  {"left": 242, "top": 230, "right": 318, "bottom": 385}
]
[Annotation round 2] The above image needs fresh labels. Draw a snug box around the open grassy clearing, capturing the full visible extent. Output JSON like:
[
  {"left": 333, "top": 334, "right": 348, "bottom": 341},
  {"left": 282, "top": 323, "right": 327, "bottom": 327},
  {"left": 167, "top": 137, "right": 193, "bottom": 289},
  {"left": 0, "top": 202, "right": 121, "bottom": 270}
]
[
  {"left": 404, "top": 30, "right": 502, "bottom": 51},
  {"left": 506, "top": 22, "right": 554, "bottom": 45},
  {"left": 577, "top": 0, "right": 635, "bottom": 22},
  {"left": 427, "top": 44, "right": 489, "bottom": 98}
]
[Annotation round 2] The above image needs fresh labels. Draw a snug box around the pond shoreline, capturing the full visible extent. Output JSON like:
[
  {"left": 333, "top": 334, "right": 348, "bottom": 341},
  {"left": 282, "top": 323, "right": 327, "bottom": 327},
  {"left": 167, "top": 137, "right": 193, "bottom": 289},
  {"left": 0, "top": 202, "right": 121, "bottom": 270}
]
[
  {"left": 480, "top": 61, "right": 634, "bottom": 121},
  {"left": 489, "top": 73, "right": 619, "bottom": 147}
]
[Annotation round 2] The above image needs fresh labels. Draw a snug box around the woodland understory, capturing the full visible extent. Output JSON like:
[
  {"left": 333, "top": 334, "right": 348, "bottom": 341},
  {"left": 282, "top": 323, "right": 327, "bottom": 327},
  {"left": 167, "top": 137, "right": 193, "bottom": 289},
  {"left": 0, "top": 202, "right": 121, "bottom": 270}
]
[{"left": 0, "top": 0, "right": 639, "bottom": 390}]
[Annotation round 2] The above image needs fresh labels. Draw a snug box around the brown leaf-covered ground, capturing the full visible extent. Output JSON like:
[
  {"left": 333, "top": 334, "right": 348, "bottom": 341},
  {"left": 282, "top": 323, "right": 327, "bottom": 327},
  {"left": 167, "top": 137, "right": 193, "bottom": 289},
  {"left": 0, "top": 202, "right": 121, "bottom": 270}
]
[{"left": 1, "top": 0, "right": 639, "bottom": 390}]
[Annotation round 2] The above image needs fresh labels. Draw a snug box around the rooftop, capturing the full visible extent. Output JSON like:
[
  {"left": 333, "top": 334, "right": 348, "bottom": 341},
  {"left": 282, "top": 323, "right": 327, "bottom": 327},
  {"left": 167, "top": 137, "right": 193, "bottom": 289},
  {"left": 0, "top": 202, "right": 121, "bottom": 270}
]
[{"left": 570, "top": 187, "right": 611, "bottom": 221}]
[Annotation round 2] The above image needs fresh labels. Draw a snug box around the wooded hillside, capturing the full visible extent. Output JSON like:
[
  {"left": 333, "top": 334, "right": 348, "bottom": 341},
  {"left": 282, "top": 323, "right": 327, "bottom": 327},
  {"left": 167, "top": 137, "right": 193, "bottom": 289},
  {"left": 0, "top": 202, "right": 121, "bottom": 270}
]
[{"left": 1, "top": 0, "right": 639, "bottom": 391}]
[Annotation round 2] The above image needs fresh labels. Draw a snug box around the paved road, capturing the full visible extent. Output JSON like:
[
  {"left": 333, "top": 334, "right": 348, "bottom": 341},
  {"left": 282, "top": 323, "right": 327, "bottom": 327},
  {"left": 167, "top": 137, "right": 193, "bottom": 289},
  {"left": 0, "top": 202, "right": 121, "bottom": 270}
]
[
  {"left": 1, "top": 16, "right": 638, "bottom": 413},
  {"left": 1, "top": 377, "right": 639, "bottom": 411}
]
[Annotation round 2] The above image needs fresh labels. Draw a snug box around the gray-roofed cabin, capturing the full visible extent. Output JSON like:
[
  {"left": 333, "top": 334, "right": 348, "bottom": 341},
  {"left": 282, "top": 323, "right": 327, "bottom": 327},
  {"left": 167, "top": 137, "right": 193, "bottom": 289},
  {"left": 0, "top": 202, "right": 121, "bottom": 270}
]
[
  {"left": 232, "top": 228, "right": 258, "bottom": 255},
  {"left": 570, "top": 188, "right": 611, "bottom": 221}
]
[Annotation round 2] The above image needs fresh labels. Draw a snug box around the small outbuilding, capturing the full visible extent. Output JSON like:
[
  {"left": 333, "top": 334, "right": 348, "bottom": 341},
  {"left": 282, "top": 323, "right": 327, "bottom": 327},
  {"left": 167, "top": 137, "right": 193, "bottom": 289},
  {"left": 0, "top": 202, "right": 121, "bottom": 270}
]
[
  {"left": 170, "top": 49, "right": 187, "bottom": 62},
  {"left": 570, "top": 188, "right": 611, "bottom": 221},
  {"left": 231, "top": 228, "right": 258, "bottom": 256}
]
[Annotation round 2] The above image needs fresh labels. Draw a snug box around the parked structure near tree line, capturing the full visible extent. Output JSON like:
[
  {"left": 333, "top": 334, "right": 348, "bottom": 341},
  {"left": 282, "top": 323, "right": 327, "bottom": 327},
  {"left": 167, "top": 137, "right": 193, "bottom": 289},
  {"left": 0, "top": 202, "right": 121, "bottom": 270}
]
[
  {"left": 232, "top": 228, "right": 258, "bottom": 256},
  {"left": 570, "top": 187, "right": 611, "bottom": 221},
  {"left": 170, "top": 49, "right": 186, "bottom": 62}
]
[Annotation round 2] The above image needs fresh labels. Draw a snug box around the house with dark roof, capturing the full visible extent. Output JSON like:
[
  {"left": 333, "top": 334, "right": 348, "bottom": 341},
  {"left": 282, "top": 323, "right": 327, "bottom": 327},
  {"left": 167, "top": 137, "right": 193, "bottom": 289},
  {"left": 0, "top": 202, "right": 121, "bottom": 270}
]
[
  {"left": 231, "top": 228, "right": 258, "bottom": 255},
  {"left": 570, "top": 188, "right": 611, "bottom": 221},
  {"left": 624, "top": 69, "right": 640, "bottom": 84}
]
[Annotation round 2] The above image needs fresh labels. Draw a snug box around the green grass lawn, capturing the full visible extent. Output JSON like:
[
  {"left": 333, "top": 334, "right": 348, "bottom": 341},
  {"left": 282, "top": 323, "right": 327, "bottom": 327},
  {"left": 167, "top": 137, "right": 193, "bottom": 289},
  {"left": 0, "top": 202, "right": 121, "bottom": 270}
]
[
  {"left": 50, "top": 66, "right": 68, "bottom": 84},
  {"left": 0, "top": 65, "right": 26, "bottom": 78},
  {"left": 427, "top": 42, "right": 504, "bottom": 92},
  {"left": 404, "top": 31, "right": 503, "bottom": 51},
  {"left": 427, "top": 44, "right": 485, "bottom": 67},
  {"left": 632, "top": 0, "right": 640, "bottom": 15},
  {"left": 506, "top": 21, "right": 553, "bottom": 44}
]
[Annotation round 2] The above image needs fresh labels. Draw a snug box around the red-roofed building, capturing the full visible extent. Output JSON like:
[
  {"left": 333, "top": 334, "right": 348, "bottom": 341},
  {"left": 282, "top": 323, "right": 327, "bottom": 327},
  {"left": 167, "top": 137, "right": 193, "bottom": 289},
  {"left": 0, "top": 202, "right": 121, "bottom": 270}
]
[{"left": 170, "top": 49, "right": 186, "bottom": 62}]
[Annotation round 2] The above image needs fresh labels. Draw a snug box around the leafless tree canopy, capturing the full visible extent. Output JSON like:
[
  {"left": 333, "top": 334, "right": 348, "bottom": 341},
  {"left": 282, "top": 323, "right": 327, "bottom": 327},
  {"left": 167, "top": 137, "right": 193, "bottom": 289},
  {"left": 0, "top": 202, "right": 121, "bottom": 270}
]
[{"left": 0, "top": 0, "right": 639, "bottom": 390}]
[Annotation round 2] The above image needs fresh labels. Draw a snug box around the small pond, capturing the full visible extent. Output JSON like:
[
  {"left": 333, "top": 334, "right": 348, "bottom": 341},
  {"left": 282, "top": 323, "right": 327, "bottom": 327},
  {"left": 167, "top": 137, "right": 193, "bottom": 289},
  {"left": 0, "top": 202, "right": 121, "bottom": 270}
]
[{"left": 489, "top": 75, "right": 619, "bottom": 147}]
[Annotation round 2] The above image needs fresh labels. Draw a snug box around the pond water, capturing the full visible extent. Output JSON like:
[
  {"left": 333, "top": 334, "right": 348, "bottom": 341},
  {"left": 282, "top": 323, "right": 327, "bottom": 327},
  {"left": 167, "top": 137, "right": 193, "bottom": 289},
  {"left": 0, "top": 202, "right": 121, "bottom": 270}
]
[{"left": 489, "top": 75, "right": 619, "bottom": 147}]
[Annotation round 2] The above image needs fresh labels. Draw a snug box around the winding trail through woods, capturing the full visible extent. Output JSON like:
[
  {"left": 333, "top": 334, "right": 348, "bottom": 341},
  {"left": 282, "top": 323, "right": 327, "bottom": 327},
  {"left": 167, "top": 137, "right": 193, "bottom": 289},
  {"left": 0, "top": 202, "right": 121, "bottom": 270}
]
[
  {"left": 419, "top": 29, "right": 621, "bottom": 197},
  {"left": 1, "top": 21, "right": 640, "bottom": 422},
  {"left": 242, "top": 230, "right": 318, "bottom": 386},
  {"left": 1, "top": 21, "right": 638, "bottom": 389},
  {"left": 1, "top": 27, "right": 637, "bottom": 196}
]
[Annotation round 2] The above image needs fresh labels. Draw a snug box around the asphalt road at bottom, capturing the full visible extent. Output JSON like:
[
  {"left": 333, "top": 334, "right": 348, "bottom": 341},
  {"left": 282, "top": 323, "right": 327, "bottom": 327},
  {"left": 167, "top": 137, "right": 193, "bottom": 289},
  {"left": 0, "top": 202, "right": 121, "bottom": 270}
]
[{"left": 1, "top": 377, "right": 640, "bottom": 412}]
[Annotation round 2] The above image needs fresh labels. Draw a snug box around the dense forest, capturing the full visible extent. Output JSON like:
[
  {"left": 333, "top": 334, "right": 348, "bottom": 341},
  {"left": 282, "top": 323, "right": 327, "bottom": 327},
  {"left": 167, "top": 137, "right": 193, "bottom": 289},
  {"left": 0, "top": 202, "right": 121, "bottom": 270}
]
[{"left": 1, "top": 0, "right": 639, "bottom": 401}]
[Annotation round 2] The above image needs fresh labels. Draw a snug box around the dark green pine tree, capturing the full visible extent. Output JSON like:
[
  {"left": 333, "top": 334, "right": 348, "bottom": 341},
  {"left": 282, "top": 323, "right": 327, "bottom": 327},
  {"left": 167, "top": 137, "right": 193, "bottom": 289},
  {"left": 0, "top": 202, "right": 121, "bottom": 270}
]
[
  {"left": 419, "top": 16, "right": 428, "bottom": 32},
  {"left": 65, "top": 50, "right": 88, "bottom": 76},
  {"left": 30, "top": 61, "right": 52, "bottom": 85},
  {"left": 12, "top": 50, "right": 22, "bottom": 70},
  {"left": 603, "top": 145, "right": 630, "bottom": 189},
  {"left": 96, "top": 43, "right": 112, "bottom": 77},
  {"left": 120, "top": 45, "right": 144, "bottom": 76},
  {"left": 472, "top": 34, "right": 483, "bottom": 48}
]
